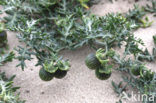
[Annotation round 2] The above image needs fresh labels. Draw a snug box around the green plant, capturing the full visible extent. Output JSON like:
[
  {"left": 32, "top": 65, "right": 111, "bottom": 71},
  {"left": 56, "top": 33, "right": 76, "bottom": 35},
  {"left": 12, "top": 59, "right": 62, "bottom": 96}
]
[
  {"left": 145, "top": 0, "right": 156, "bottom": 16},
  {"left": 0, "top": 22, "right": 5, "bottom": 32},
  {"left": 111, "top": 53, "right": 156, "bottom": 103},
  {"left": 1, "top": 0, "right": 156, "bottom": 102},
  {"left": 130, "top": 64, "right": 144, "bottom": 76},
  {"left": 153, "top": 35, "right": 156, "bottom": 45},
  {"left": 0, "top": 72, "right": 25, "bottom": 103},
  {"left": 1, "top": 0, "right": 144, "bottom": 72},
  {"left": 0, "top": 29, "right": 24, "bottom": 102},
  {"left": 0, "top": 52, "right": 14, "bottom": 66},
  {"left": 96, "top": 48, "right": 115, "bottom": 74},
  {"left": 0, "top": 50, "right": 24, "bottom": 102},
  {"left": 1, "top": 0, "right": 150, "bottom": 82},
  {"left": 15, "top": 46, "right": 34, "bottom": 70},
  {"left": 112, "top": 81, "right": 127, "bottom": 97},
  {"left": 79, "top": 0, "right": 89, "bottom": 9}
]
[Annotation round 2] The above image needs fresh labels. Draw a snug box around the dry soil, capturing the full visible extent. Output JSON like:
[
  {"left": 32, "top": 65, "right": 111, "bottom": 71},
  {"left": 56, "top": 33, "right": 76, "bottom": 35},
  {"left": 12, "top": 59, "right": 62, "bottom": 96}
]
[{"left": 0, "top": 0, "right": 156, "bottom": 103}]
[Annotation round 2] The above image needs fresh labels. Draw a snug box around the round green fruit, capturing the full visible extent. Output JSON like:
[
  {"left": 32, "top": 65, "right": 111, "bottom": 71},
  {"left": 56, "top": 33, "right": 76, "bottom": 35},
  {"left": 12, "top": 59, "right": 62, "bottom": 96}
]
[
  {"left": 140, "top": 71, "right": 154, "bottom": 81},
  {"left": 85, "top": 53, "right": 101, "bottom": 70},
  {"left": 54, "top": 69, "right": 67, "bottom": 79},
  {"left": 131, "top": 67, "right": 141, "bottom": 76},
  {"left": 0, "top": 31, "right": 7, "bottom": 47},
  {"left": 39, "top": 68, "right": 54, "bottom": 81},
  {"left": 95, "top": 69, "right": 111, "bottom": 80}
]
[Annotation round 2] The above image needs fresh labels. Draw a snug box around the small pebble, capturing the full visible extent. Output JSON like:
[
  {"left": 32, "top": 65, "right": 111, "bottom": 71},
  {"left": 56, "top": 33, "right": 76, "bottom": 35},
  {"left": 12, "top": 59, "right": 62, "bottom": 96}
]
[
  {"left": 25, "top": 90, "right": 30, "bottom": 93},
  {"left": 41, "top": 91, "right": 44, "bottom": 94}
]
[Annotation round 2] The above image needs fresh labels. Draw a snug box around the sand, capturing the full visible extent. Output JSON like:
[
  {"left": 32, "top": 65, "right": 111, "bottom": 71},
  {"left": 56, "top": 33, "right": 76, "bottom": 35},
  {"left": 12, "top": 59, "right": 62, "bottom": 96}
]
[{"left": 0, "top": 0, "right": 156, "bottom": 103}]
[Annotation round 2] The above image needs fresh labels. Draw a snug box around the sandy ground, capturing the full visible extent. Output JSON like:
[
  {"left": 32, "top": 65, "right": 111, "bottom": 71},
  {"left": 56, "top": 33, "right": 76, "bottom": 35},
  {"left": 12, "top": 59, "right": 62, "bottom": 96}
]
[{"left": 0, "top": 0, "right": 156, "bottom": 103}]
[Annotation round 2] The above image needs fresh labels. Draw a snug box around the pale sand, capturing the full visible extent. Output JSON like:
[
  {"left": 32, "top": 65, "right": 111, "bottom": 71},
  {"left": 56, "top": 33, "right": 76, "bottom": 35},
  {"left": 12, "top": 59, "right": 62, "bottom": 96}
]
[{"left": 0, "top": 0, "right": 156, "bottom": 103}]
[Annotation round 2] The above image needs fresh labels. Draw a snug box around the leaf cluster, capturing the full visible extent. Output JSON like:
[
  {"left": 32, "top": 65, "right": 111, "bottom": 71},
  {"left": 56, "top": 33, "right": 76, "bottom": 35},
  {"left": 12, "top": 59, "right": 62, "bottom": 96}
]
[
  {"left": 1, "top": 0, "right": 147, "bottom": 71},
  {"left": 1, "top": 0, "right": 156, "bottom": 102},
  {"left": 145, "top": 0, "right": 156, "bottom": 16},
  {"left": 0, "top": 40, "right": 23, "bottom": 103},
  {"left": 0, "top": 72, "right": 25, "bottom": 103},
  {"left": 0, "top": 52, "right": 14, "bottom": 66}
]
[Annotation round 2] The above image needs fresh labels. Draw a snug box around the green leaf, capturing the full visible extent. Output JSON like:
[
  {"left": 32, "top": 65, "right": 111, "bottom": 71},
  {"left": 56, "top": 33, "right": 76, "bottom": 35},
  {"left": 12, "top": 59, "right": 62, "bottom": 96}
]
[
  {"left": 0, "top": 51, "right": 15, "bottom": 66},
  {"left": 43, "top": 60, "right": 59, "bottom": 73}
]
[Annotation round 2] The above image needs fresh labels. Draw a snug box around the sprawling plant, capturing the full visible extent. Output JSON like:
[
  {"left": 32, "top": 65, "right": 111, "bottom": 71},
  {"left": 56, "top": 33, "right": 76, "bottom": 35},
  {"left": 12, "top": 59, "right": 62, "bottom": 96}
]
[
  {"left": 1, "top": 0, "right": 140, "bottom": 71},
  {"left": 145, "top": 0, "right": 156, "bottom": 16},
  {"left": 0, "top": 35, "right": 24, "bottom": 102},
  {"left": 0, "top": 52, "right": 14, "bottom": 66},
  {"left": 1, "top": 0, "right": 156, "bottom": 102},
  {"left": 0, "top": 72, "right": 25, "bottom": 103},
  {"left": 0, "top": 0, "right": 146, "bottom": 69}
]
